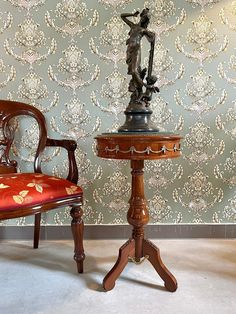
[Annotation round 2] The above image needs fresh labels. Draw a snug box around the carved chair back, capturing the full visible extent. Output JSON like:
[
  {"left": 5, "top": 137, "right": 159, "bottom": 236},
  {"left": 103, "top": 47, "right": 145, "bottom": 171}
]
[
  {"left": 0, "top": 99, "right": 78, "bottom": 183},
  {"left": 0, "top": 100, "right": 47, "bottom": 174}
]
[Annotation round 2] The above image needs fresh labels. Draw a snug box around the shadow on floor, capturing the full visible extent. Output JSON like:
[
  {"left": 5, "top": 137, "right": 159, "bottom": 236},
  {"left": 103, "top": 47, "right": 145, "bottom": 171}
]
[{"left": 0, "top": 240, "right": 174, "bottom": 292}]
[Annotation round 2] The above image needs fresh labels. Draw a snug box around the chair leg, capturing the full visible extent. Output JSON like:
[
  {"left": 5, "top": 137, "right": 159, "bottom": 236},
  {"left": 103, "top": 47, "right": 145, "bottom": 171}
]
[
  {"left": 70, "top": 205, "right": 85, "bottom": 273},
  {"left": 33, "top": 213, "right": 41, "bottom": 249}
]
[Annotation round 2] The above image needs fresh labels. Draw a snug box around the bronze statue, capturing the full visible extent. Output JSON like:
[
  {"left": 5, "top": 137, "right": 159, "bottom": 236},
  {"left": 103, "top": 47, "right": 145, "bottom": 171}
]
[
  {"left": 121, "top": 8, "right": 159, "bottom": 107},
  {"left": 118, "top": 8, "right": 159, "bottom": 132}
]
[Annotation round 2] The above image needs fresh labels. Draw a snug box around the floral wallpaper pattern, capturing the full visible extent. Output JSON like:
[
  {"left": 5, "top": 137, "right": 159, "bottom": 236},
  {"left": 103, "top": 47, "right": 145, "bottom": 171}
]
[{"left": 0, "top": 0, "right": 235, "bottom": 225}]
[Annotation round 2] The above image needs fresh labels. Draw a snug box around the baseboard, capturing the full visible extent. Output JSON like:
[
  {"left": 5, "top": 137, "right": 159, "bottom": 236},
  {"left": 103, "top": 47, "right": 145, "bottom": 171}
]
[{"left": 0, "top": 224, "right": 235, "bottom": 240}]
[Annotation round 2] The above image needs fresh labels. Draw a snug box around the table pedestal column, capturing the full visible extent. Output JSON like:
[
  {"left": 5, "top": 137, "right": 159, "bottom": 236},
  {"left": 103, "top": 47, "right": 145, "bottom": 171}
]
[{"left": 103, "top": 160, "right": 177, "bottom": 292}]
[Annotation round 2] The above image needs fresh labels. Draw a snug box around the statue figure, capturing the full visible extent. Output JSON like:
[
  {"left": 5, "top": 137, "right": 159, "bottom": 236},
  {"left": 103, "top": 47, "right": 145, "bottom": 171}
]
[
  {"left": 118, "top": 8, "right": 159, "bottom": 132},
  {"left": 121, "top": 8, "right": 159, "bottom": 107}
]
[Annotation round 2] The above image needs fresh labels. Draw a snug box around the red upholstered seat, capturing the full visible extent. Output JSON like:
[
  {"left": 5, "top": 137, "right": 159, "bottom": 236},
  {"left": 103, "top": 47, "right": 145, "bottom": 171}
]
[
  {"left": 0, "top": 100, "right": 85, "bottom": 273},
  {"left": 0, "top": 173, "right": 82, "bottom": 211}
]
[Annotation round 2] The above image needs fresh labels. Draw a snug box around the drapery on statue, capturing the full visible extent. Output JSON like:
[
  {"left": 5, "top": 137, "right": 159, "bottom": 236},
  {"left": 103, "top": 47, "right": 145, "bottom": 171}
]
[{"left": 121, "top": 8, "right": 159, "bottom": 107}]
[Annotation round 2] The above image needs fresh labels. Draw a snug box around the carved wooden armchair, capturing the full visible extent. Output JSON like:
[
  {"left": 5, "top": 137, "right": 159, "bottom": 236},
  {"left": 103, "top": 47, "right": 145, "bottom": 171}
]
[{"left": 0, "top": 100, "right": 85, "bottom": 273}]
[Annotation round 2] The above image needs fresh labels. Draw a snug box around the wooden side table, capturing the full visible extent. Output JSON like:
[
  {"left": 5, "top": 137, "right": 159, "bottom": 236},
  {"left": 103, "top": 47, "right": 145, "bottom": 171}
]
[{"left": 95, "top": 133, "right": 182, "bottom": 292}]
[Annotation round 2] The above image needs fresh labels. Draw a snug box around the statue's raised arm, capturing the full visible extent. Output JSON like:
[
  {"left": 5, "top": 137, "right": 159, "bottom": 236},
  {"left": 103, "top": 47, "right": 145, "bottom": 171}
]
[{"left": 120, "top": 11, "right": 140, "bottom": 27}]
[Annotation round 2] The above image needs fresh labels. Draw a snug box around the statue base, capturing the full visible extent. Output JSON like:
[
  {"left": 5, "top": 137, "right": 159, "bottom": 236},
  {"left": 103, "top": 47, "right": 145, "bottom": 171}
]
[{"left": 118, "top": 105, "right": 159, "bottom": 133}]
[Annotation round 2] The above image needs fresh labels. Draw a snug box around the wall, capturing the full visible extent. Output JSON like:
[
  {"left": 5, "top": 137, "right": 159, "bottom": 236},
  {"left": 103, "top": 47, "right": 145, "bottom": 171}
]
[{"left": 0, "top": 0, "right": 235, "bottom": 226}]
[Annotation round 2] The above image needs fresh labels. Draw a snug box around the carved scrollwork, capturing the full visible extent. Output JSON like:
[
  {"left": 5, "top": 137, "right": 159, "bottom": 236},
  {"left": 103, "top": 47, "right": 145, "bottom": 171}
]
[{"left": 101, "top": 144, "right": 181, "bottom": 155}]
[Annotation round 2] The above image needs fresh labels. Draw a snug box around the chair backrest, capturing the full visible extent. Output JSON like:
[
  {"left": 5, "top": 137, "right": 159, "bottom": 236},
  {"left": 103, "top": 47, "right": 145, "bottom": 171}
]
[{"left": 0, "top": 100, "right": 48, "bottom": 174}]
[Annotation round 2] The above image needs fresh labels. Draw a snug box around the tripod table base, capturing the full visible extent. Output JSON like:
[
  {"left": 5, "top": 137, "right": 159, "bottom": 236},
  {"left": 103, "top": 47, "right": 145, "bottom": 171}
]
[{"left": 103, "top": 238, "right": 177, "bottom": 292}]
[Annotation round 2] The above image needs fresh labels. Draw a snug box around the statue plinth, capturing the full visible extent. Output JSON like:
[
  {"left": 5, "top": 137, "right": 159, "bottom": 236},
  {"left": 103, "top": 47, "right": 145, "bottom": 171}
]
[{"left": 118, "top": 102, "right": 159, "bottom": 132}]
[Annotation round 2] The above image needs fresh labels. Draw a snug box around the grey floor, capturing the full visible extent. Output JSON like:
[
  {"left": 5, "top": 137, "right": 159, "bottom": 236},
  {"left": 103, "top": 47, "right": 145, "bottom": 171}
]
[{"left": 0, "top": 239, "right": 235, "bottom": 314}]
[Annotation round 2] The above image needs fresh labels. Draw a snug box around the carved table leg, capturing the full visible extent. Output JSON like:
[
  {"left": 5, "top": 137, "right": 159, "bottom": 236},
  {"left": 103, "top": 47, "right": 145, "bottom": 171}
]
[
  {"left": 103, "top": 239, "right": 135, "bottom": 291},
  {"left": 103, "top": 159, "right": 177, "bottom": 291},
  {"left": 143, "top": 239, "right": 177, "bottom": 292},
  {"left": 128, "top": 160, "right": 149, "bottom": 262},
  {"left": 70, "top": 205, "right": 85, "bottom": 273}
]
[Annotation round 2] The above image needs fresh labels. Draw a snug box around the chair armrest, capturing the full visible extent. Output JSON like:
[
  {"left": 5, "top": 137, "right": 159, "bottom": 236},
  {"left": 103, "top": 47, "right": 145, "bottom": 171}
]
[
  {"left": 46, "top": 138, "right": 77, "bottom": 151},
  {"left": 46, "top": 138, "right": 78, "bottom": 184}
]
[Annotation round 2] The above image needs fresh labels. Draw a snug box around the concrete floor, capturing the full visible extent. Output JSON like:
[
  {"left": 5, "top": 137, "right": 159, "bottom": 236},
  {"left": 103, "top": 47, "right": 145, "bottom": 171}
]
[{"left": 0, "top": 239, "right": 235, "bottom": 314}]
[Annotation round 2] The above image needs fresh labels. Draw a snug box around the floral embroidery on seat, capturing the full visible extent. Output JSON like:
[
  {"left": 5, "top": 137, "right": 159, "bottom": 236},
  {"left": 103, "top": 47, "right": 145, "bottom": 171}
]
[
  {"left": 0, "top": 183, "right": 10, "bottom": 189},
  {"left": 0, "top": 173, "right": 82, "bottom": 211},
  {"left": 26, "top": 180, "right": 50, "bottom": 193},
  {"left": 12, "top": 190, "right": 32, "bottom": 204},
  {"left": 66, "top": 186, "right": 79, "bottom": 195}
]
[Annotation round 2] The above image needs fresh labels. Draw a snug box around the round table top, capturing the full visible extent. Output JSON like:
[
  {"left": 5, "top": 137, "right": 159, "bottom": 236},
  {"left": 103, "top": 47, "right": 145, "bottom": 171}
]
[{"left": 95, "top": 132, "right": 182, "bottom": 160}]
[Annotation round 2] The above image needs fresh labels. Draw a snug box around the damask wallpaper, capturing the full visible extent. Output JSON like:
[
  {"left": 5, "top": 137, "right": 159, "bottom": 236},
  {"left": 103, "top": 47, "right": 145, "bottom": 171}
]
[{"left": 0, "top": 0, "right": 235, "bottom": 226}]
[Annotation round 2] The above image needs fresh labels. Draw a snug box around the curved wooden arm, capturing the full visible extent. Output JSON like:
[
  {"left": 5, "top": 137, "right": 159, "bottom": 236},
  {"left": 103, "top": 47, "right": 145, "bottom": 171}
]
[
  {"left": 46, "top": 138, "right": 77, "bottom": 151},
  {"left": 46, "top": 138, "right": 78, "bottom": 184}
]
